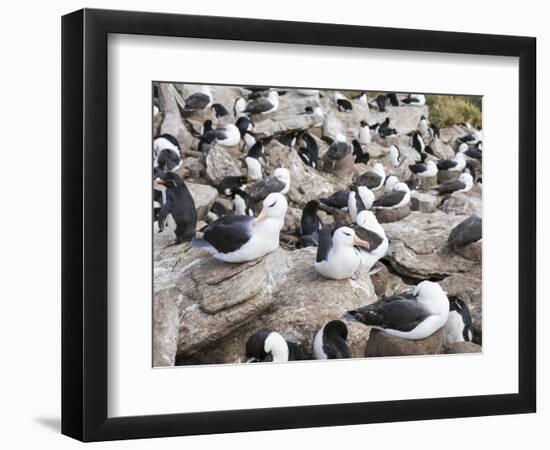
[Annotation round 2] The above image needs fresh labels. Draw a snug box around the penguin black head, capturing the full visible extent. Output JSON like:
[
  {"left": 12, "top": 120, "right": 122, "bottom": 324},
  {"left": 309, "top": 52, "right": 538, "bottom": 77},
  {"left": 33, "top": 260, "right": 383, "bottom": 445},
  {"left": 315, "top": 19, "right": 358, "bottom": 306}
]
[
  {"left": 202, "top": 119, "right": 213, "bottom": 133},
  {"left": 211, "top": 103, "right": 228, "bottom": 118},
  {"left": 156, "top": 171, "right": 182, "bottom": 189},
  {"left": 303, "top": 199, "right": 320, "bottom": 213},
  {"left": 324, "top": 319, "right": 349, "bottom": 341},
  {"left": 381, "top": 117, "right": 390, "bottom": 127},
  {"left": 360, "top": 120, "right": 368, "bottom": 127}
]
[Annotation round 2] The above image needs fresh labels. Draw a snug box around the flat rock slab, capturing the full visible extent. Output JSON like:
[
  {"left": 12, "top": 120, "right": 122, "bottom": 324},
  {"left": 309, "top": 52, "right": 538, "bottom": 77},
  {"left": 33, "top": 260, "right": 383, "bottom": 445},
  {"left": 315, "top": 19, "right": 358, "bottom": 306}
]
[
  {"left": 153, "top": 288, "right": 180, "bottom": 367},
  {"left": 182, "top": 247, "right": 378, "bottom": 364},
  {"left": 382, "top": 211, "right": 477, "bottom": 279},
  {"left": 365, "top": 328, "right": 444, "bottom": 357}
]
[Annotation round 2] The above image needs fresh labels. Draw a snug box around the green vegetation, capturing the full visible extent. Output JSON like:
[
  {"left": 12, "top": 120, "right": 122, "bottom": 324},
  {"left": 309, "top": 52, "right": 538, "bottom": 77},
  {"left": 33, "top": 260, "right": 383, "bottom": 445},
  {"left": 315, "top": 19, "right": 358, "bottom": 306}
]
[{"left": 425, "top": 95, "right": 482, "bottom": 129}]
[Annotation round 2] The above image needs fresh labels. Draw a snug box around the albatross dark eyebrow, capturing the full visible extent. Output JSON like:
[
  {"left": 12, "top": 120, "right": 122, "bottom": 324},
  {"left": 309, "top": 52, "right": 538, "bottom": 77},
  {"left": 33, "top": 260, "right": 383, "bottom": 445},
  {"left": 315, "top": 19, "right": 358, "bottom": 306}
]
[{"left": 268, "top": 201, "right": 277, "bottom": 207}]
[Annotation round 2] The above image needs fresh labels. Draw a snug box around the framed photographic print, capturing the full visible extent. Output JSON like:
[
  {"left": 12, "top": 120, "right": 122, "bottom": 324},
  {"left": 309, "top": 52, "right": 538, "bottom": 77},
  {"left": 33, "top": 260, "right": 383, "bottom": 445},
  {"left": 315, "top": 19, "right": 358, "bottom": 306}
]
[{"left": 61, "top": 8, "right": 536, "bottom": 442}]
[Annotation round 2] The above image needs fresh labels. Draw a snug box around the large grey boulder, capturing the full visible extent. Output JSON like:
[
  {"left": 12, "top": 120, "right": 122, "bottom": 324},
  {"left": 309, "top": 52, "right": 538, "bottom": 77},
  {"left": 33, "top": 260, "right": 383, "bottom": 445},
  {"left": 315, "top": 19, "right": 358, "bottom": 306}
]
[
  {"left": 179, "top": 247, "right": 378, "bottom": 364},
  {"left": 375, "top": 204, "right": 411, "bottom": 223},
  {"left": 159, "top": 83, "right": 194, "bottom": 149},
  {"left": 439, "top": 189, "right": 482, "bottom": 216},
  {"left": 410, "top": 191, "right": 442, "bottom": 213},
  {"left": 382, "top": 211, "right": 477, "bottom": 279},
  {"left": 264, "top": 142, "right": 339, "bottom": 206},
  {"left": 186, "top": 182, "right": 218, "bottom": 220},
  {"left": 443, "top": 341, "right": 482, "bottom": 354},
  {"left": 153, "top": 288, "right": 180, "bottom": 366},
  {"left": 205, "top": 146, "right": 242, "bottom": 184}
]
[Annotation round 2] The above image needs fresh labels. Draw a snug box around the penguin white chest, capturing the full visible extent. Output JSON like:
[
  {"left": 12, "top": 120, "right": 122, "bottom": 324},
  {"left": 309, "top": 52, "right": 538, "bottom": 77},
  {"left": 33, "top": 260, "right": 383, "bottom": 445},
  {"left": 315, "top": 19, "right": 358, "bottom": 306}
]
[
  {"left": 359, "top": 127, "right": 371, "bottom": 144},
  {"left": 245, "top": 157, "right": 263, "bottom": 181}
]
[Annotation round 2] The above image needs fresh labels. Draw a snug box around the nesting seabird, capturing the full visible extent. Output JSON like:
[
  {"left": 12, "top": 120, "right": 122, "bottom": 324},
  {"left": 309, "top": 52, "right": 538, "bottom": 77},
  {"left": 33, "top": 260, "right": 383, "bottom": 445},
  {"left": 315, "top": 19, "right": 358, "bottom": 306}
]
[
  {"left": 354, "top": 210, "right": 389, "bottom": 273},
  {"left": 154, "top": 172, "right": 197, "bottom": 244},
  {"left": 200, "top": 121, "right": 241, "bottom": 147},
  {"left": 384, "top": 174, "right": 400, "bottom": 193},
  {"left": 447, "top": 214, "right": 482, "bottom": 249},
  {"left": 355, "top": 162, "right": 386, "bottom": 191},
  {"left": 372, "top": 182, "right": 411, "bottom": 209},
  {"left": 336, "top": 98, "right": 353, "bottom": 112},
  {"left": 183, "top": 87, "right": 212, "bottom": 112},
  {"left": 358, "top": 120, "right": 372, "bottom": 145},
  {"left": 418, "top": 115, "right": 430, "bottom": 136},
  {"left": 374, "top": 94, "right": 388, "bottom": 112},
  {"left": 348, "top": 185, "right": 375, "bottom": 223},
  {"left": 153, "top": 133, "right": 182, "bottom": 172},
  {"left": 411, "top": 131, "right": 426, "bottom": 156},
  {"left": 297, "top": 132, "right": 319, "bottom": 168},
  {"left": 437, "top": 152, "right": 467, "bottom": 172},
  {"left": 244, "top": 141, "right": 266, "bottom": 181},
  {"left": 246, "top": 328, "right": 306, "bottom": 362},
  {"left": 377, "top": 117, "right": 397, "bottom": 138},
  {"left": 211, "top": 103, "right": 229, "bottom": 118},
  {"left": 352, "top": 139, "right": 370, "bottom": 164},
  {"left": 244, "top": 90, "right": 279, "bottom": 115},
  {"left": 314, "top": 226, "right": 369, "bottom": 280},
  {"left": 248, "top": 168, "right": 291, "bottom": 202},
  {"left": 233, "top": 96, "right": 248, "bottom": 117},
  {"left": 409, "top": 159, "right": 438, "bottom": 177},
  {"left": 217, "top": 175, "right": 247, "bottom": 196},
  {"left": 313, "top": 320, "right": 352, "bottom": 359},
  {"left": 402, "top": 93, "right": 426, "bottom": 105},
  {"left": 435, "top": 173, "right": 474, "bottom": 195},
  {"left": 388, "top": 144, "right": 401, "bottom": 167},
  {"left": 191, "top": 192, "right": 288, "bottom": 263},
  {"left": 206, "top": 201, "right": 233, "bottom": 222},
  {"left": 297, "top": 200, "right": 323, "bottom": 247},
  {"left": 324, "top": 133, "right": 352, "bottom": 168},
  {"left": 460, "top": 141, "right": 483, "bottom": 160},
  {"left": 231, "top": 188, "right": 256, "bottom": 216},
  {"left": 444, "top": 296, "right": 474, "bottom": 346},
  {"left": 386, "top": 93, "right": 399, "bottom": 106},
  {"left": 319, "top": 189, "right": 351, "bottom": 210},
  {"left": 345, "top": 280, "right": 450, "bottom": 340}
]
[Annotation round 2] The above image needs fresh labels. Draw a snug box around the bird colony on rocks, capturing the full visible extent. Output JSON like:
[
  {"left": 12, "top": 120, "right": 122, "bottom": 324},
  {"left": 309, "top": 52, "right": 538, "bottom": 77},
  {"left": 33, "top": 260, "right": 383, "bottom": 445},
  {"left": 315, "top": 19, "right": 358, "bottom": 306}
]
[{"left": 152, "top": 83, "right": 483, "bottom": 367}]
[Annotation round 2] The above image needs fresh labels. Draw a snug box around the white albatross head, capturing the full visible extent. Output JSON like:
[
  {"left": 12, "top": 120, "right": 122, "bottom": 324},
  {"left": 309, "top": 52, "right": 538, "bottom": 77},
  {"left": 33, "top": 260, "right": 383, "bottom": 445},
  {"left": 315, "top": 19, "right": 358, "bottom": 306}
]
[
  {"left": 392, "top": 182, "right": 410, "bottom": 193},
  {"left": 333, "top": 227, "right": 369, "bottom": 249},
  {"left": 254, "top": 193, "right": 288, "bottom": 224},
  {"left": 264, "top": 331, "right": 289, "bottom": 362}
]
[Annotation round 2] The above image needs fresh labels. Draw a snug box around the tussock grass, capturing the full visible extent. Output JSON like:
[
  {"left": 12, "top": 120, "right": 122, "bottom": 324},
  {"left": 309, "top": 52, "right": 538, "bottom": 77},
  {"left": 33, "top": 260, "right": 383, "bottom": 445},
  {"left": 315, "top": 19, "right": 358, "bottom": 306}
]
[{"left": 426, "top": 95, "right": 482, "bottom": 129}]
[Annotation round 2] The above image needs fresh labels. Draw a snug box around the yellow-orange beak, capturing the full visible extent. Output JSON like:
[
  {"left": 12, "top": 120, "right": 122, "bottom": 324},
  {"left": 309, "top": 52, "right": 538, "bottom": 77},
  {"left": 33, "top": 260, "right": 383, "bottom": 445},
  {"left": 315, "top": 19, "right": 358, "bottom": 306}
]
[
  {"left": 153, "top": 178, "right": 165, "bottom": 189},
  {"left": 354, "top": 236, "right": 370, "bottom": 249},
  {"left": 253, "top": 208, "right": 268, "bottom": 225}
]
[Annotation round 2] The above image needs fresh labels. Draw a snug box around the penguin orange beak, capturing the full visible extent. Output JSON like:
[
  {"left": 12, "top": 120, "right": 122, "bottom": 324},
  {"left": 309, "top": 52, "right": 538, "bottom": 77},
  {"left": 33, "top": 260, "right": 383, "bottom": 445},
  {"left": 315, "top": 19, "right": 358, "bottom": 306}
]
[
  {"left": 354, "top": 237, "right": 370, "bottom": 249},
  {"left": 153, "top": 178, "right": 165, "bottom": 188},
  {"left": 253, "top": 208, "right": 268, "bottom": 225}
]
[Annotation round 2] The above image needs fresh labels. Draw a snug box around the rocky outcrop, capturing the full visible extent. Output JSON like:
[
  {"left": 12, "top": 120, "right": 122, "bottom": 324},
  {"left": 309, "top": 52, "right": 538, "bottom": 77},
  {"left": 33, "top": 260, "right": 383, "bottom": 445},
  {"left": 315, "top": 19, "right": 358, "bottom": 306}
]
[
  {"left": 152, "top": 83, "right": 483, "bottom": 366},
  {"left": 382, "top": 211, "right": 476, "bottom": 279},
  {"left": 186, "top": 182, "right": 218, "bottom": 220},
  {"left": 153, "top": 288, "right": 180, "bottom": 366},
  {"left": 365, "top": 328, "right": 444, "bottom": 357},
  {"left": 169, "top": 247, "right": 377, "bottom": 364}
]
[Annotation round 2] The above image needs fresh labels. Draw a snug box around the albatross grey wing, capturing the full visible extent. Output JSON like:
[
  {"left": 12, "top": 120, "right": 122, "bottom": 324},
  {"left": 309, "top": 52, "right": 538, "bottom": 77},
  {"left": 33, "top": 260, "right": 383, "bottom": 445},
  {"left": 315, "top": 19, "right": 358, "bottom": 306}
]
[
  {"left": 348, "top": 294, "right": 432, "bottom": 332},
  {"left": 373, "top": 190, "right": 406, "bottom": 208},
  {"left": 356, "top": 171, "right": 383, "bottom": 189},
  {"left": 448, "top": 215, "right": 482, "bottom": 247},
  {"left": 202, "top": 215, "right": 254, "bottom": 253},
  {"left": 316, "top": 226, "right": 334, "bottom": 263},
  {"left": 436, "top": 179, "right": 466, "bottom": 194},
  {"left": 437, "top": 159, "right": 458, "bottom": 170},
  {"left": 320, "top": 189, "right": 350, "bottom": 209},
  {"left": 184, "top": 92, "right": 211, "bottom": 111},
  {"left": 244, "top": 97, "right": 274, "bottom": 114},
  {"left": 354, "top": 227, "right": 385, "bottom": 252}
]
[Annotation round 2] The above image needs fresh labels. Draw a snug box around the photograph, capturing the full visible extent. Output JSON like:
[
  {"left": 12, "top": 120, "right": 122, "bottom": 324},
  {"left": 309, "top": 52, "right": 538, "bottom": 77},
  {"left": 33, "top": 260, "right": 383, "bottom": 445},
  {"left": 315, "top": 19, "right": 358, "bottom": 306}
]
[{"left": 152, "top": 82, "right": 483, "bottom": 367}]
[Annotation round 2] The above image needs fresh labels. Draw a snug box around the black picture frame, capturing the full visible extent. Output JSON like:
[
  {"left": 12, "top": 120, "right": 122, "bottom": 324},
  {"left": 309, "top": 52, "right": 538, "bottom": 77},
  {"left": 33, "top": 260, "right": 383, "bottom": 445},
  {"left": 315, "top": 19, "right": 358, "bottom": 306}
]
[{"left": 62, "top": 8, "right": 536, "bottom": 442}]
